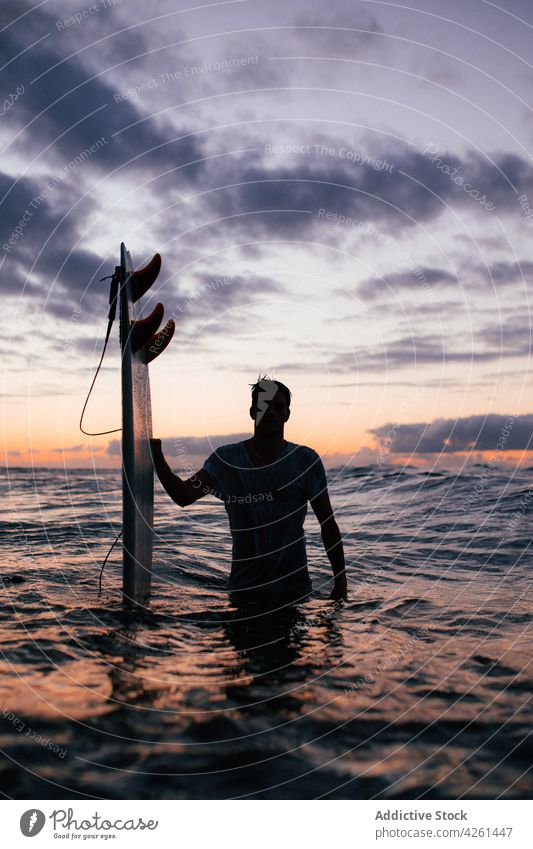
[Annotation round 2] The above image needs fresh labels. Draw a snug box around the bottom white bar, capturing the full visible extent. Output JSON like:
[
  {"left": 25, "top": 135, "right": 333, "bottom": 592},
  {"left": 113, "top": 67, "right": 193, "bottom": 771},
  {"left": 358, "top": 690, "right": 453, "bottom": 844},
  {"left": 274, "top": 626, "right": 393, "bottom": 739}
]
[{"left": 4, "top": 800, "right": 530, "bottom": 848}]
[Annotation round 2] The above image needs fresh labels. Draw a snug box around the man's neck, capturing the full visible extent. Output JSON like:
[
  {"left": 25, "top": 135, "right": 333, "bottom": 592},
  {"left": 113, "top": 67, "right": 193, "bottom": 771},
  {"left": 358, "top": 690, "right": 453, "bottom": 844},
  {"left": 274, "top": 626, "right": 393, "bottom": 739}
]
[{"left": 249, "top": 431, "right": 287, "bottom": 461}]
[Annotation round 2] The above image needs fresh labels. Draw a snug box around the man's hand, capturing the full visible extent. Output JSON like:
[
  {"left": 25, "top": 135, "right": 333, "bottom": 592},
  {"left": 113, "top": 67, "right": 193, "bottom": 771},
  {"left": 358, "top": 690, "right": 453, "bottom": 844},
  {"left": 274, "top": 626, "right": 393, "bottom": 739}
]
[
  {"left": 149, "top": 439, "right": 163, "bottom": 471},
  {"left": 149, "top": 440, "right": 215, "bottom": 507},
  {"left": 329, "top": 574, "right": 348, "bottom": 601},
  {"left": 310, "top": 490, "right": 347, "bottom": 601}
]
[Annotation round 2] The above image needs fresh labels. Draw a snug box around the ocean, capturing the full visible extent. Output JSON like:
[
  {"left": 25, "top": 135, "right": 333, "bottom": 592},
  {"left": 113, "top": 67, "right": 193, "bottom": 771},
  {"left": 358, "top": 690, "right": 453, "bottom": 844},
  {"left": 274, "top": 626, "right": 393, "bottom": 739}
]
[{"left": 0, "top": 464, "right": 531, "bottom": 799}]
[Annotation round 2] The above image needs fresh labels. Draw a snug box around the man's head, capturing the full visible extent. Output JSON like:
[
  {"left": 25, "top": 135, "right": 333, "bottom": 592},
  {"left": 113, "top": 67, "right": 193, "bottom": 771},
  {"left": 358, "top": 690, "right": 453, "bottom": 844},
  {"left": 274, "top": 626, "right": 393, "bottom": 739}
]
[{"left": 250, "top": 377, "right": 291, "bottom": 432}]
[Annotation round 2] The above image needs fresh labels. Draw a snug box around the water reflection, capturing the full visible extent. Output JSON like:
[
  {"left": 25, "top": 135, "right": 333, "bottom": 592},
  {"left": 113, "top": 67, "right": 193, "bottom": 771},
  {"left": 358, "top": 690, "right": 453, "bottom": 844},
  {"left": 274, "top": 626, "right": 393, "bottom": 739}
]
[
  {"left": 103, "top": 597, "right": 346, "bottom": 712},
  {"left": 222, "top": 596, "right": 345, "bottom": 712},
  {"left": 2, "top": 463, "right": 532, "bottom": 797}
]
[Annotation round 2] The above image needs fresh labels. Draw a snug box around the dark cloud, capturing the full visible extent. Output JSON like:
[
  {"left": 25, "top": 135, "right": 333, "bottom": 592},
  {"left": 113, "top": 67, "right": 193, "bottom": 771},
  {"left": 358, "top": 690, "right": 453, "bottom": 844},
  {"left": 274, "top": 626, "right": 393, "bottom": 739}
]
[
  {"left": 370, "top": 413, "right": 532, "bottom": 454},
  {"left": 202, "top": 155, "right": 422, "bottom": 237},
  {"left": 478, "top": 316, "right": 532, "bottom": 355},
  {"left": 1, "top": 2, "right": 205, "bottom": 177},
  {"left": 0, "top": 169, "right": 108, "bottom": 319},
  {"left": 189, "top": 143, "right": 533, "bottom": 245},
  {"left": 3, "top": 1, "right": 533, "bottom": 364},
  {"left": 481, "top": 260, "right": 533, "bottom": 286},
  {"left": 326, "top": 334, "right": 502, "bottom": 372},
  {"left": 3, "top": 3, "right": 533, "bottom": 248},
  {"left": 354, "top": 258, "right": 533, "bottom": 302},
  {"left": 0, "top": 170, "right": 78, "bottom": 257}
]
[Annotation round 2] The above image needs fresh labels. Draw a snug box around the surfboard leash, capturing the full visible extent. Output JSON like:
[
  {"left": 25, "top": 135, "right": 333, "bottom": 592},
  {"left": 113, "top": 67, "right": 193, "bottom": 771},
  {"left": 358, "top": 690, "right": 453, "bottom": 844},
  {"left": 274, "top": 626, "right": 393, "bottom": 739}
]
[
  {"left": 76, "top": 272, "right": 125, "bottom": 596},
  {"left": 98, "top": 528, "right": 123, "bottom": 597},
  {"left": 79, "top": 271, "right": 122, "bottom": 437}
]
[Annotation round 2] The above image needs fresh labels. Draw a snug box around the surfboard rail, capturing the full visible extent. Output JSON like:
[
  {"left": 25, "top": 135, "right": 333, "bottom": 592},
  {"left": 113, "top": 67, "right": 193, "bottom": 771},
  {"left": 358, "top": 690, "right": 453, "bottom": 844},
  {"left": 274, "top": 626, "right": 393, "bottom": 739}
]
[{"left": 119, "top": 243, "right": 171, "bottom": 608}]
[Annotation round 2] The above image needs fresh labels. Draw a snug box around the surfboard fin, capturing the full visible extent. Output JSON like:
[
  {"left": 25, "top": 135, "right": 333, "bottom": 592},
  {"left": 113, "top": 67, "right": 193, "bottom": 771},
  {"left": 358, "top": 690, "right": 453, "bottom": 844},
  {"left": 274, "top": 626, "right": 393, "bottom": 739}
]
[
  {"left": 144, "top": 319, "right": 175, "bottom": 364},
  {"left": 131, "top": 253, "right": 162, "bottom": 302},
  {"left": 130, "top": 302, "right": 164, "bottom": 352}
]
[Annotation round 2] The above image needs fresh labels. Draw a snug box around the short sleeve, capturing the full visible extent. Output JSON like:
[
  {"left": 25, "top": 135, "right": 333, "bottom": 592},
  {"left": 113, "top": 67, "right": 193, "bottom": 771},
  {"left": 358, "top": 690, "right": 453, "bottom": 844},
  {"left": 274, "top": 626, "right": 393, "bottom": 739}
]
[
  {"left": 202, "top": 450, "right": 229, "bottom": 500},
  {"left": 304, "top": 451, "right": 328, "bottom": 501}
]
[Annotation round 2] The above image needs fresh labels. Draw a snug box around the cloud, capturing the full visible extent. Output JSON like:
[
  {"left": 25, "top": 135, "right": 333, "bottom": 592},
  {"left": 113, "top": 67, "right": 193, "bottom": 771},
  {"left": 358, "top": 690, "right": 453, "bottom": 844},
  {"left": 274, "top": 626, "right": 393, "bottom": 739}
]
[
  {"left": 411, "top": 55, "right": 463, "bottom": 88},
  {"left": 1, "top": 1, "right": 205, "bottom": 178},
  {"left": 4, "top": 3, "right": 533, "bottom": 251},
  {"left": 293, "top": 6, "right": 385, "bottom": 58},
  {"left": 342, "top": 250, "right": 533, "bottom": 304},
  {"left": 0, "top": 169, "right": 108, "bottom": 319},
  {"left": 478, "top": 316, "right": 532, "bottom": 355},
  {"left": 185, "top": 142, "right": 533, "bottom": 249},
  {"left": 353, "top": 258, "right": 533, "bottom": 303},
  {"left": 369, "top": 413, "right": 532, "bottom": 454},
  {"left": 172, "top": 273, "right": 284, "bottom": 327},
  {"left": 324, "top": 320, "right": 532, "bottom": 372},
  {"left": 484, "top": 260, "right": 533, "bottom": 285},
  {"left": 211, "top": 315, "right": 531, "bottom": 375},
  {"left": 357, "top": 266, "right": 458, "bottom": 300},
  {"left": 320, "top": 377, "right": 466, "bottom": 388},
  {"left": 3, "top": 0, "right": 533, "bottom": 406}
]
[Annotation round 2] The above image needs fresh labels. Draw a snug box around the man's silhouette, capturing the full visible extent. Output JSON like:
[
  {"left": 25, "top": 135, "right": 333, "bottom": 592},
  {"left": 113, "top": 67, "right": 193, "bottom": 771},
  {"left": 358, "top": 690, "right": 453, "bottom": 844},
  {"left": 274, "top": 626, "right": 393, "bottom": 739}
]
[{"left": 150, "top": 378, "right": 347, "bottom": 601}]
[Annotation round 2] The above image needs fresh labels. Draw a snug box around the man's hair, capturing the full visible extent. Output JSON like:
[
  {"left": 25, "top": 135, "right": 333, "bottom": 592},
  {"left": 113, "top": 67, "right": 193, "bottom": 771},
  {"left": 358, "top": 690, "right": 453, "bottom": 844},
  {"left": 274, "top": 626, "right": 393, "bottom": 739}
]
[{"left": 250, "top": 375, "right": 292, "bottom": 409}]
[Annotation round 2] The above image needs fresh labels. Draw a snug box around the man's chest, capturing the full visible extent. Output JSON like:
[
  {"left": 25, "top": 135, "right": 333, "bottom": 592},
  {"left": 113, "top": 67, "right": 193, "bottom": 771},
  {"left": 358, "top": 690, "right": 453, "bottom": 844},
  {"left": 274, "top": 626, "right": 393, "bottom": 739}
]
[{"left": 240, "top": 466, "right": 307, "bottom": 507}]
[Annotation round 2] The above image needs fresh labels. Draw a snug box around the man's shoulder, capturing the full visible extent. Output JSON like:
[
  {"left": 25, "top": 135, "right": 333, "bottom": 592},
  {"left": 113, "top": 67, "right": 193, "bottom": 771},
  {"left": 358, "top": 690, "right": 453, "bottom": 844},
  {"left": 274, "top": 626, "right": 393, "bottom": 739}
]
[
  {"left": 288, "top": 443, "right": 322, "bottom": 464},
  {"left": 207, "top": 441, "right": 245, "bottom": 461}
]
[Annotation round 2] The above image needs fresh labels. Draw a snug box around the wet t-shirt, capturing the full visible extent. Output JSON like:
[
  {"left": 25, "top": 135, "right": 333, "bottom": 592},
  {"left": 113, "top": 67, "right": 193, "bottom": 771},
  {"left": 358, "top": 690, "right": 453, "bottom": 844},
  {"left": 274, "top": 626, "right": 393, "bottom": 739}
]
[{"left": 202, "top": 441, "right": 327, "bottom": 595}]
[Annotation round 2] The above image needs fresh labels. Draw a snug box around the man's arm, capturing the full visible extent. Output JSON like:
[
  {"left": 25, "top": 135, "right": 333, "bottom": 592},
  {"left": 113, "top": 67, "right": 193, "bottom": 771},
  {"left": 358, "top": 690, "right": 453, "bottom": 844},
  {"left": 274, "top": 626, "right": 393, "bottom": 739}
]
[
  {"left": 310, "top": 489, "right": 347, "bottom": 600},
  {"left": 150, "top": 439, "right": 215, "bottom": 507}
]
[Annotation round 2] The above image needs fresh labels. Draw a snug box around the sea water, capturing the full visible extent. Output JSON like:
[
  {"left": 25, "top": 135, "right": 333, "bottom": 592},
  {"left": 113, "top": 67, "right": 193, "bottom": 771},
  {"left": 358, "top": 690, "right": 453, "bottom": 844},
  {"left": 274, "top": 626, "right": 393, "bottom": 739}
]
[{"left": 0, "top": 464, "right": 531, "bottom": 799}]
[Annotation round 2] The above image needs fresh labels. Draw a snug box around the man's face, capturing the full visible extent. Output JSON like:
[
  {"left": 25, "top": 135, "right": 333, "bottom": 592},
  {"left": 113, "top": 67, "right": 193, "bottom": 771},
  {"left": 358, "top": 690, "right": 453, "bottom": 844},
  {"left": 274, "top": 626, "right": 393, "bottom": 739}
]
[{"left": 251, "top": 390, "right": 290, "bottom": 432}]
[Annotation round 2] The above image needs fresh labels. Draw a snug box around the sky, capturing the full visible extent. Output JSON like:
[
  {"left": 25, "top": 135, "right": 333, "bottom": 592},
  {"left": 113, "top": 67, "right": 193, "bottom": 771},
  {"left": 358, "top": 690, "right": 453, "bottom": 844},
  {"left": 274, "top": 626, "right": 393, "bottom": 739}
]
[{"left": 1, "top": 0, "right": 533, "bottom": 470}]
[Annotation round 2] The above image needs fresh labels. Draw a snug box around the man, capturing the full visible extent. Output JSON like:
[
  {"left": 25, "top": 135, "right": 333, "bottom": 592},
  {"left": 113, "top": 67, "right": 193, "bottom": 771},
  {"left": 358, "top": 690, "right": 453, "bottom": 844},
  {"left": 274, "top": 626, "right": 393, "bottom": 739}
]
[{"left": 150, "top": 378, "right": 347, "bottom": 601}]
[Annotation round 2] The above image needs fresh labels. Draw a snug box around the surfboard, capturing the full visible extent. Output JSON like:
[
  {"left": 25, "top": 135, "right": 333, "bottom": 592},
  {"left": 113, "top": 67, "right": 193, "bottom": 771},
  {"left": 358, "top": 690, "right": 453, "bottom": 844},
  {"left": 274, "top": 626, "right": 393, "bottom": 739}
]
[{"left": 118, "top": 243, "right": 174, "bottom": 608}]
